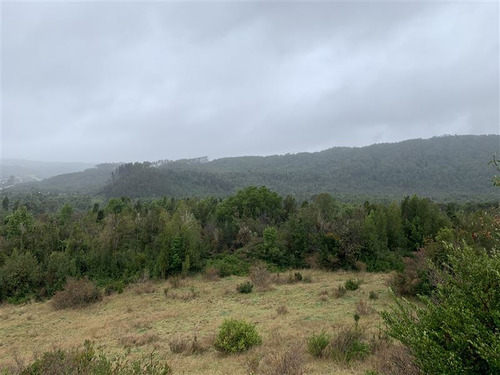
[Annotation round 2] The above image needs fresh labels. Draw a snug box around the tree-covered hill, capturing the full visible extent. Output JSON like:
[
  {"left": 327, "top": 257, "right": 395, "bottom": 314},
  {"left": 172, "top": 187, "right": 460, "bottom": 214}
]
[{"left": 6, "top": 135, "right": 500, "bottom": 201}]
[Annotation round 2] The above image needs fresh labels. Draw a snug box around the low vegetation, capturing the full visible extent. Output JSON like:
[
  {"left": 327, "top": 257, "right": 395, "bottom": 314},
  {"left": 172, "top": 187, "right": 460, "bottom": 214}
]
[{"left": 213, "top": 319, "right": 262, "bottom": 353}]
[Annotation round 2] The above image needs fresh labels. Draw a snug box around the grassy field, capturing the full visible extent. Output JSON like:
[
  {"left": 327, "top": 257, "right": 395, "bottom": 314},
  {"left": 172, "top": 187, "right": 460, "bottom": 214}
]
[{"left": 0, "top": 270, "right": 394, "bottom": 374}]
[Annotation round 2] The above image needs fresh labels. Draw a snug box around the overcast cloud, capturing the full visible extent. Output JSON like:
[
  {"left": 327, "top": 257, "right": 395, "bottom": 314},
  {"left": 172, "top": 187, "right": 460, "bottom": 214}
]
[{"left": 1, "top": 1, "right": 499, "bottom": 163}]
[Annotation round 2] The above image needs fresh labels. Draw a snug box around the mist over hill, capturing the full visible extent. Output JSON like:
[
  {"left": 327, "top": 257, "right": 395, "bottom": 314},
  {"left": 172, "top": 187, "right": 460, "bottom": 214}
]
[{"left": 5, "top": 135, "right": 500, "bottom": 202}]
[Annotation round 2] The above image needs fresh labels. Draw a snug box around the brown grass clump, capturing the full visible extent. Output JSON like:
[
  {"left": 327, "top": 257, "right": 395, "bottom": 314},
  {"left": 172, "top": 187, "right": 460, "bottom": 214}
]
[
  {"left": 276, "top": 305, "right": 288, "bottom": 315},
  {"left": 164, "top": 287, "right": 198, "bottom": 301},
  {"left": 250, "top": 262, "right": 271, "bottom": 291},
  {"left": 258, "top": 344, "right": 305, "bottom": 375},
  {"left": 168, "top": 276, "right": 184, "bottom": 289},
  {"left": 332, "top": 285, "right": 347, "bottom": 298},
  {"left": 203, "top": 266, "right": 221, "bottom": 281},
  {"left": 52, "top": 278, "right": 102, "bottom": 310},
  {"left": 133, "top": 282, "right": 157, "bottom": 295},
  {"left": 169, "top": 335, "right": 207, "bottom": 355},
  {"left": 356, "top": 300, "right": 373, "bottom": 316},
  {"left": 371, "top": 342, "right": 421, "bottom": 375},
  {"left": 119, "top": 332, "right": 159, "bottom": 348}
]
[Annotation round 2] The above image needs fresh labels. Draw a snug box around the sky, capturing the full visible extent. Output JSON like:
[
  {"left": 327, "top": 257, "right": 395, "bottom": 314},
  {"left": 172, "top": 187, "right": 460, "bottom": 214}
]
[{"left": 1, "top": 0, "right": 499, "bottom": 163}]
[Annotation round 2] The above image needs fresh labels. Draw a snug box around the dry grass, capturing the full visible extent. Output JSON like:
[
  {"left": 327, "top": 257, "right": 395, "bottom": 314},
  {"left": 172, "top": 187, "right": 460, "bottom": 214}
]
[{"left": 0, "top": 270, "right": 393, "bottom": 374}]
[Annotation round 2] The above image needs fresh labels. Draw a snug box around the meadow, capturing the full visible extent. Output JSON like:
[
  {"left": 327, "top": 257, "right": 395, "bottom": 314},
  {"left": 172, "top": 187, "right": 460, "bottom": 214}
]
[{"left": 0, "top": 270, "right": 393, "bottom": 374}]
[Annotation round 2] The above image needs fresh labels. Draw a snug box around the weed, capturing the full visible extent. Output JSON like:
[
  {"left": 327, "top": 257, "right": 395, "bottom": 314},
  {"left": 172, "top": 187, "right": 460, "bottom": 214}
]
[
  {"left": 333, "top": 285, "right": 347, "bottom": 298},
  {"left": 345, "top": 278, "right": 362, "bottom": 291},
  {"left": 356, "top": 300, "right": 373, "bottom": 316},
  {"left": 236, "top": 281, "right": 254, "bottom": 294},
  {"left": 307, "top": 331, "right": 331, "bottom": 358},
  {"left": 330, "top": 325, "right": 370, "bottom": 364}
]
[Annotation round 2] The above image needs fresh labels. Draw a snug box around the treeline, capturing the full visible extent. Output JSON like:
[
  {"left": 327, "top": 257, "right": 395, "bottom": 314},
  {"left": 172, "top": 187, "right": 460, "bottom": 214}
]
[{"left": 0, "top": 186, "right": 499, "bottom": 303}]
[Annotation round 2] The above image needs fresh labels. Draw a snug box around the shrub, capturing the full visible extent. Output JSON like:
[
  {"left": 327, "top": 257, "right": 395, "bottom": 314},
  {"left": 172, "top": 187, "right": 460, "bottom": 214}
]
[
  {"left": 382, "top": 244, "right": 500, "bottom": 374},
  {"left": 344, "top": 278, "right": 361, "bottom": 291},
  {"left": 249, "top": 262, "right": 271, "bottom": 290},
  {"left": 0, "top": 251, "right": 41, "bottom": 303},
  {"left": 307, "top": 331, "right": 331, "bottom": 358},
  {"left": 52, "top": 278, "right": 102, "bottom": 310},
  {"left": 330, "top": 325, "right": 370, "bottom": 364},
  {"left": 236, "top": 281, "right": 253, "bottom": 294},
  {"left": 371, "top": 342, "right": 421, "bottom": 375},
  {"left": 333, "top": 285, "right": 347, "bottom": 298},
  {"left": 213, "top": 319, "right": 262, "bottom": 353},
  {"left": 388, "top": 250, "right": 432, "bottom": 297}
]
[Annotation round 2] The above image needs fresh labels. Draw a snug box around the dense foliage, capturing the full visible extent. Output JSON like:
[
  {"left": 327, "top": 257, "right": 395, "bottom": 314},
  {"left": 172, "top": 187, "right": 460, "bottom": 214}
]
[
  {"left": 0, "top": 184, "right": 498, "bottom": 304},
  {"left": 213, "top": 319, "right": 262, "bottom": 353},
  {"left": 382, "top": 244, "right": 500, "bottom": 374},
  {"left": 7, "top": 135, "right": 500, "bottom": 201}
]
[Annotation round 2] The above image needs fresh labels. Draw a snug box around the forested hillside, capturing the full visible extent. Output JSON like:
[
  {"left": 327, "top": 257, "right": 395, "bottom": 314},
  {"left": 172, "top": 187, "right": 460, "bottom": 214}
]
[{"left": 7, "top": 135, "right": 500, "bottom": 201}]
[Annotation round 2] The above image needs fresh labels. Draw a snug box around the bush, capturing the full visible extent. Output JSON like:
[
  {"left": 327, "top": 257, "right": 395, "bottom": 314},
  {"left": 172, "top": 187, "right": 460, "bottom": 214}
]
[
  {"left": 382, "top": 244, "right": 500, "bottom": 374},
  {"left": 344, "top": 278, "right": 362, "bottom": 291},
  {"left": 213, "top": 319, "right": 262, "bottom": 353},
  {"left": 389, "top": 251, "right": 432, "bottom": 297},
  {"left": 307, "top": 331, "right": 331, "bottom": 358},
  {"left": 52, "top": 278, "right": 102, "bottom": 310},
  {"left": 0, "top": 251, "right": 41, "bottom": 303},
  {"left": 330, "top": 326, "right": 370, "bottom": 364},
  {"left": 236, "top": 281, "right": 253, "bottom": 294}
]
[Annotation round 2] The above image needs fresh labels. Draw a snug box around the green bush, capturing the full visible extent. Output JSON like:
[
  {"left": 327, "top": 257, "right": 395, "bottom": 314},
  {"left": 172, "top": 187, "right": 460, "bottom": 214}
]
[
  {"left": 382, "top": 244, "right": 500, "bottom": 374},
  {"left": 0, "top": 251, "right": 41, "bottom": 303},
  {"left": 307, "top": 331, "right": 331, "bottom": 357},
  {"left": 213, "top": 319, "right": 262, "bottom": 353},
  {"left": 344, "top": 278, "right": 361, "bottom": 291},
  {"left": 236, "top": 281, "right": 254, "bottom": 294},
  {"left": 52, "top": 278, "right": 102, "bottom": 310}
]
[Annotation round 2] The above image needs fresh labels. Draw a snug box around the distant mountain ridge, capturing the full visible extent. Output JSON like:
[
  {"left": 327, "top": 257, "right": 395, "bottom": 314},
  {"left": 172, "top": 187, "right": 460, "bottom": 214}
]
[{"left": 5, "top": 135, "right": 500, "bottom": 201}]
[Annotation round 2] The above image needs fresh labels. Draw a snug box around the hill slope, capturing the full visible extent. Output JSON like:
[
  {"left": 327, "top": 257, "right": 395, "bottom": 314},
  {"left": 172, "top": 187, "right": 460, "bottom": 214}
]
[{"left": 6, "top": 135, "right": 500, "bottom": 201}]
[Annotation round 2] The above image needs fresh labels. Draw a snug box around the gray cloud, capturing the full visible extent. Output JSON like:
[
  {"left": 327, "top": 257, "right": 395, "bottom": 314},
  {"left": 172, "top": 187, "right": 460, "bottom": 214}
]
[{"left": 2, "top": 1, "right": 499, "bottom": 163}]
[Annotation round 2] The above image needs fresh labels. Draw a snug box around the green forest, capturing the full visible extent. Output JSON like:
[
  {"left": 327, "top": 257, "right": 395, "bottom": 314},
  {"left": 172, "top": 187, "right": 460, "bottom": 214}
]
[
  {"left": 8, "top": 135, "right": 500, "bottom": 201},
  {"left": 1, "top": 186, "right": 498, "bottom": 304}
]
